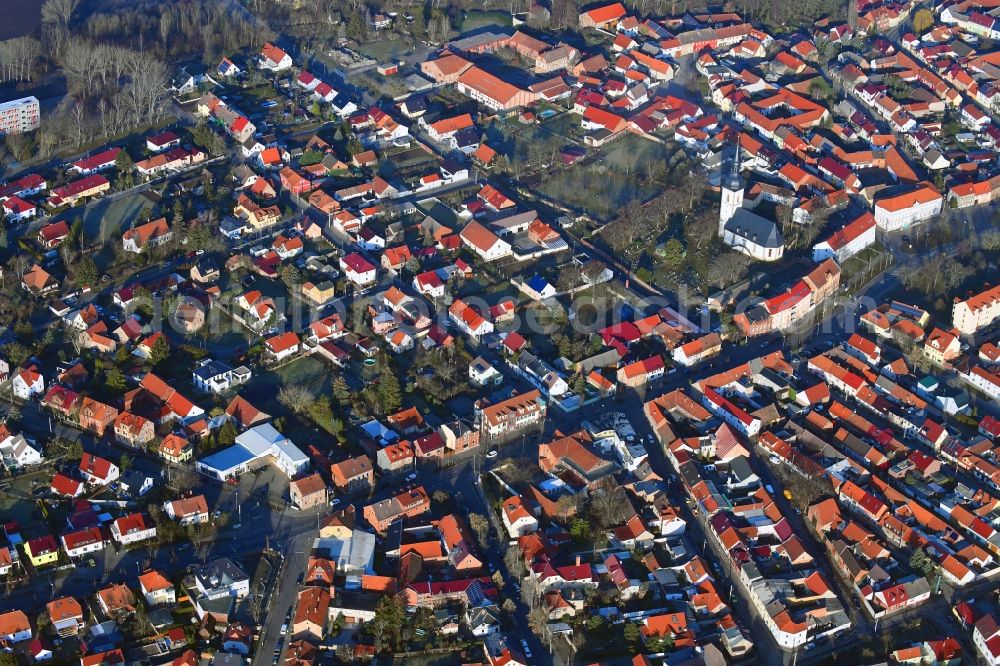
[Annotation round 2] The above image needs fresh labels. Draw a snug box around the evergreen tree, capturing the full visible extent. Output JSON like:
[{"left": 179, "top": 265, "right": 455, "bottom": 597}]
[
  {"left": 218, "top": 420, "right": 238, "bottom": 446},
  {"left": 332, "top": 376, "right": 351, "bottom": 406},
  {"left": 105, "top": 366, "right": 126, "bottom": 391},
  {"left": 148, "top": 336, "right": 170, "bottom": 367},
  {"left": 377, "top": 372, "right": 402, "bottom": 413}
]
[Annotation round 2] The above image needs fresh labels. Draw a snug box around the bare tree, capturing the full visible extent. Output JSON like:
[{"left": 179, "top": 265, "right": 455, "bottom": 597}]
[
  {"left": 41, "top": 0, "right": 80, "bottom": 55},
  {"left": 504, "top": 545, "right": 526, "bottom": 580},
  {"left": 590, "top": 478, "right": 630, "bottom": 528},
  {"left": 0, "top": 38, "right": 41, "bottom": 82},
  {"left": 278, "top": 385, "right": 316, "bottom": 414},
  {"left": 69, "top": 101, "right": 88, "bottom": 147},
  {"left": 469, "top": 513, "right": 491, "bottom": 547}
]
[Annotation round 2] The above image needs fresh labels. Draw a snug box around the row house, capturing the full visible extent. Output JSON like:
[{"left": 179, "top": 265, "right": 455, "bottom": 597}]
[
  {"left": 476, "top": 390, "right": 546, "bottom": 444},
  {"left": 363, "top": 487, "right": 431, "bottom": 533}
]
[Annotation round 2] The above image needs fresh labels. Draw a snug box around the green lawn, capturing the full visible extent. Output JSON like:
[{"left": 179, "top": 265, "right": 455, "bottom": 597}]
[{"left": 457, "top": 9, "right": 512, "bottom": 32}]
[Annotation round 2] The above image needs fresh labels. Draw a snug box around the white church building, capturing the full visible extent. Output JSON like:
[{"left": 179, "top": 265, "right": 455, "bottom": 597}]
[{"left": 718, "top": 160, "right": 785, "bottom": 262}]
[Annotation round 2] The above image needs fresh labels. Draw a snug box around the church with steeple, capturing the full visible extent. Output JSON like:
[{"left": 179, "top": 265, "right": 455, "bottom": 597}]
[{"left": 717, "top": 155, "right": 785, "bottom": 262}]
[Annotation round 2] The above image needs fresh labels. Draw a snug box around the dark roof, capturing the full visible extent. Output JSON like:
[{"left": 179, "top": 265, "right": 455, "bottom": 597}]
[{"left": 724, "top": 208, "right": 784, "bottom": 248}]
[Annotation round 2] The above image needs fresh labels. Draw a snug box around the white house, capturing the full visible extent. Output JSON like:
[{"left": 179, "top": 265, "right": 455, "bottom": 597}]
[
  {"left": 873, "top": 184, "right": 943, "bottom": 232},
  {"left": 812, "top": 212, "right": 877, "bottom": 263},
  {"left": 192, "top": 358, "right": 251, "bottom": 394},
  {"left": 139, "top": 570, "right": 176, "bottom": 607},
  {"left": 11, "top": 366, "right": 44, "bottom": 400},
  {"left": 673, "top": 333, "right": 722, "bottom": 368},
  {"left": 0, "top": 433, "right": 43, "bottom": 469},
  {"left": 163, "top": 495, "right": 210, "bottom": 526},
  {"left": 966, "top": 366, "right": 1000, "bottom": 401},
  {"left": 260, "top": 43, "right": 292, "bottom": 71},
  {"left": 0, "top": 610, "right": 32, "bottom": 644},
  {"left": 263, "top": 331, "right": 300, "bottom": 362},
  {"left": 357, "top": 227, "right": 386, "bottom": 251},
  {"left": 953, "top": 284, "right": 1000, "bottom": 335},
  {"left": 520, "top": 275, "right": 557, "bottom": 301},
  {"left": 79, "top": 453, "right": 119, "bottom": 486},
  {"left": 501, "top": 496, "right": 538, "bottom": 537},
  {"left": 470, "top": 357, "right": 504, "bottom": 387},
  {"left": 61, "top": 527, "right": 105, "bottom": 559},
  {"left": 974, "top": 615, "right": 1000, "bottom": 666},
  {"left": 339, "top": 253, "right": 378, "bottom": 287},
  {"left": 460, "top": 221, "right": 512, "bottom": 262},
  {"left": 2, "top": 196, "right": 36, "bottom": 223},
  {"left": 194, "top": 558, "right": 251, "bottom": 600},
  {"left": 110, "top": 513, "right": 157, "bottom": 546},
  {"left": 449, "top": 300, "right": 494, "bottom": 340}
]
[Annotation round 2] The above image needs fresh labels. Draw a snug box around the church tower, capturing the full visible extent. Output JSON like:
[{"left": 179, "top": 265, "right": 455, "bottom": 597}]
[{"left": 719, "top": 155, "right": 744, "bottom": 235}]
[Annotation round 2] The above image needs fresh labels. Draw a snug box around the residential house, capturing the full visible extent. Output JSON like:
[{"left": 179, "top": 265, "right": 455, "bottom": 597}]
[
  {"left": 330, "top": 454, "right": 374, "bottom": 494},
  {"left": 110, "top": 513, "right": 157, "bottom": 546},
  {"left": 114, "top": 412, "right": 155, "bottom": 448},
  {"left": 61, "top": 527, "right": 105, "bottom": 560},
  {"left": 78, "top": 398, "right": 118, "bottom": 437},
  {"left": 46, "top": 597, "right": 85, "bottom": 637},
  {"left": 159, "top": 433, "right": 194, "bottom": 463},
  {"left": 164, "top": 495, "right": 209, "bottom": 526},
  {"left": 476, "top": 390, "right": 546, "bottom": 443},
  {"left": 138, "top": 570, "right": 176, "bottom": 606},
  {"left": 290, "top": 473, "right": 328, "bottom": 510},
  {"left": 11, "top": 365, "right": 44, "bottom": 400}
]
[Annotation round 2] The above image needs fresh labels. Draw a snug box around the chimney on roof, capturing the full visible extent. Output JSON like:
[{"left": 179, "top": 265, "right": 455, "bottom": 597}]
[{"left": 575, "top": 555, "right": 581, "bottom": 566}]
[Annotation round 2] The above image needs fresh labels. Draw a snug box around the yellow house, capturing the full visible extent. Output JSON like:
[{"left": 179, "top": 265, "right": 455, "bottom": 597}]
[
  {"left": 159, "top": 433, "right": 194, "bottom": 463},
  {"left": 24, "top": 535, "right": 60, "bottom": 568},
  {"left": 318, "top": 509, "right": 355, "bottom": 540},
  {"left": 302, "top": 281, "right": 335, "bottom": 305}
]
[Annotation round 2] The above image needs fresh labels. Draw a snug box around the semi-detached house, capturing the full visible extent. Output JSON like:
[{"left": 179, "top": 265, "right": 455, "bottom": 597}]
[{"left": 363, "top": 487, "right": 430, "bottom": 533}]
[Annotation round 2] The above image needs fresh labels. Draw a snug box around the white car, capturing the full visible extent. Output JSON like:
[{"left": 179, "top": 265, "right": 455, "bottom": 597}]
[
  {"left": 330, "top": 498, "right": 341, "bottom": 506},
  {"left": 486, "top": 449, "right": 498, "bottom": 458},
  {"left": 406, "top": 472, "right": 417, "bottom": 481}
]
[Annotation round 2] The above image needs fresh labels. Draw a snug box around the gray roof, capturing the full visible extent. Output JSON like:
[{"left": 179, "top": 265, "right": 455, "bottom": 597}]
[
  {"left": 195, "top": 557, "right": 248, "bottom": 590},
  {"left": 193, "top": 359, "right": 233, "bottom": 381},
  {"left": 724, "top": 208, "right": 784, "bottom": 248}
]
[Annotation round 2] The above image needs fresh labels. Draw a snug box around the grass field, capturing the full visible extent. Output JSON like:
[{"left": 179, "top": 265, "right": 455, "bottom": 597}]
[
  {"left": 457, "top": 10, "right": 512, "bottom": 32},
  {"left": 357, "top": 38, "right": 417, "bottom": 63},
  {"left": 73, "top": 190, "right": 150, "bottom": 243}
]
